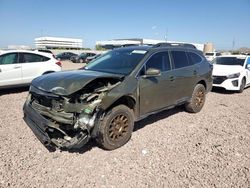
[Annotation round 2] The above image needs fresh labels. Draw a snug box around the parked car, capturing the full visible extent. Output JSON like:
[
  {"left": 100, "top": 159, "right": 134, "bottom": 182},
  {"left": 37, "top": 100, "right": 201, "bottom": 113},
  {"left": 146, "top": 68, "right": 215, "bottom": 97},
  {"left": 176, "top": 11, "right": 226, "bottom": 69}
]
[
  {"left": 0, "top": 50, "right": 62, "bottom": 89},
  {"left": 71, "top": 52, "right": 96, "bottom": 63},
  {"left": 35, "top": 49, "right": 54, "bottom": 55},
  {"left": 23, "top": 43, "right": 213, "bottom": 151},
  {"left": 55, "top": 52, "right": 77, "bottom": 61},
  {"left": 85, "top": 53, "right": 102, "bottom": 64},
  {"left": 205, "top": 52, "right": 221, "bottom": 61},
  {"left": 212, "top": 55, "right": 250, "bottom": 92}
]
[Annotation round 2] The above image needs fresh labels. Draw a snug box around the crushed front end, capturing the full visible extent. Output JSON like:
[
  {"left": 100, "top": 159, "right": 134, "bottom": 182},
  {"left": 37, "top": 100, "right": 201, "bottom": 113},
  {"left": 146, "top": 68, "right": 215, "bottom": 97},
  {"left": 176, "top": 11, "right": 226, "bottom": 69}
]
[{"left": 23, "top": 79, "right": 120, "bottom": 150}]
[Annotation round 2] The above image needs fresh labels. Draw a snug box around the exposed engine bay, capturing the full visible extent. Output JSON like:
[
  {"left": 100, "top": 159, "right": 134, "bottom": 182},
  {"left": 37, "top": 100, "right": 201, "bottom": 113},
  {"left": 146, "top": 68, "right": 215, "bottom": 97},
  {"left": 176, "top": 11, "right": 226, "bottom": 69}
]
[{"left": 26, "top": 78, "right": 120, "bottom": 149}]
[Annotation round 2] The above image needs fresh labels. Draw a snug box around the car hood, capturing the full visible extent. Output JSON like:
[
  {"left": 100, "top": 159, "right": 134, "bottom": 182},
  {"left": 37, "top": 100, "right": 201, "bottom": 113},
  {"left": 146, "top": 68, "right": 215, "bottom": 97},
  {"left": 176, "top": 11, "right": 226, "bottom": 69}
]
[
  {"left": 32, "top": 70, "right": 123, "bottom": 96},
  {"left": 212, "top": 64, "right": 243, "bottom": 76}
]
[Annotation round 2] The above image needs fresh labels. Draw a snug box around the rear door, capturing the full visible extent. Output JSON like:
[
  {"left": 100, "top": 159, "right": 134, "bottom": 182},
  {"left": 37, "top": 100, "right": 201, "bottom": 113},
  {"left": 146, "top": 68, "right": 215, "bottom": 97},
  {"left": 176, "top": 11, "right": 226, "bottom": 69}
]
[
  {"left": 0, "top": 52, "right": 22, "bottom": 87},
  {"left": 20, "top": 52, "right": 50, "bottom": 84},
  {"left": 139, "top": 51, "right": 175, "bottom": 115},
  {"left": 169, "top": 50, "right": 197, "bottom": 104}
]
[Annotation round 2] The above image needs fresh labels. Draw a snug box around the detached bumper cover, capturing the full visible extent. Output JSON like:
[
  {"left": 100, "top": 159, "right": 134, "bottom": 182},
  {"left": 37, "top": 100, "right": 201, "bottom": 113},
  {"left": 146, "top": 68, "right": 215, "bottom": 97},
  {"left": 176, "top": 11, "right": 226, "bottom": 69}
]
[
  {"left": 23, "top": 102, "right": 52, "bottom": 147},
  {"left": 23, "top": 102, "right": 90, "bottom": 150}
]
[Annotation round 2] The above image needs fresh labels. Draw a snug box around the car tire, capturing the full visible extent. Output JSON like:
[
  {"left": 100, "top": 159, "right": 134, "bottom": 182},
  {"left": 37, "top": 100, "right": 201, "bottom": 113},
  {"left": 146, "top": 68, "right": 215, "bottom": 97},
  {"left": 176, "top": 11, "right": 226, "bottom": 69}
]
[
  {"left": 95, "top": 105, "right": 134, "bottom": 150},
  {"left": 238, "top": 78, "right": 246, "bottom": 93},
  {"left": 185, "top": 84, "right": 206, "bottom": 113}
]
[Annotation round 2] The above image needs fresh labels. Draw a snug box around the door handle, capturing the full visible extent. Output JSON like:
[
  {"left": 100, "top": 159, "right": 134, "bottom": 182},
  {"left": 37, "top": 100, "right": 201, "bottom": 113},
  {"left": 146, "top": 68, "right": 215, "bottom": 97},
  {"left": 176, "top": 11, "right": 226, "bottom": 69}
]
[
  {"left": 169, "top": 75, "right": 175, "bottom": 81},
  {"left": 14, "top": 66, "right": 21, "bottom": 69},
  {"left": 193, "top": 70, "right": 197, "bottom": 75}
]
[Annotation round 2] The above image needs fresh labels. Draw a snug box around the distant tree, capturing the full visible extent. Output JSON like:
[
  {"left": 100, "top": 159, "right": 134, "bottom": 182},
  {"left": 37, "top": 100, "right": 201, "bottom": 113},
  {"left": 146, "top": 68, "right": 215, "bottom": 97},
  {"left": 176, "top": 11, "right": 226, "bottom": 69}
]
[{"left": 95, "top": 45, "right": 106, "bottom": 51}]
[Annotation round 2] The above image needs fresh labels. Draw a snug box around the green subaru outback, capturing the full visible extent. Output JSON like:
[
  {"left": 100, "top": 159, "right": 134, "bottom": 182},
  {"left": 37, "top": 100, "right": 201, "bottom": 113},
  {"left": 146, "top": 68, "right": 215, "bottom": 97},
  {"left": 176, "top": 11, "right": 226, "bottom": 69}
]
[{"left": 23, "top": 43, "right": 213, "bottom": 150}]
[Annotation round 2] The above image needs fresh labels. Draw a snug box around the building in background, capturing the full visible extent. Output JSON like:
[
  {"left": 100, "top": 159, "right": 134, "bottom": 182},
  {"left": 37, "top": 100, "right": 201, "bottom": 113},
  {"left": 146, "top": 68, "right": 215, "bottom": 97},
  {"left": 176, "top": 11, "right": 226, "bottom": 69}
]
[
  {"left": 96, "top": 38, "right": 205, "bottom": 52},
  {"left": 35, "top": 37, "right": 83, "bottom": 49},
  {"left": 203, "top": 42, "right": 214, "bottom": 53}
]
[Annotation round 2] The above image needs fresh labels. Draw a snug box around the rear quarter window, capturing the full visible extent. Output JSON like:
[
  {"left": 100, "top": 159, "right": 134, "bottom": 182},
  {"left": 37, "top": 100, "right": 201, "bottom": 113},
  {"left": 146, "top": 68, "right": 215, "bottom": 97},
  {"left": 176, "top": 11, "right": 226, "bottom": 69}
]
[{"left": 187, "top": 52, "right": 203, "bottom": 65}]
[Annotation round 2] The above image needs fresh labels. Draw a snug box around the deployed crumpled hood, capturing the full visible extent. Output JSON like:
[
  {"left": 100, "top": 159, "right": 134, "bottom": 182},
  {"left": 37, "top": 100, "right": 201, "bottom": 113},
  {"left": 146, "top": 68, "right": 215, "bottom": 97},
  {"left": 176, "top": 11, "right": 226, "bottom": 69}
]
[
  {"left": 212, "top": 64, "right": 243, "bottom": 76},
  {"left": 32, "top": 70, "right": 123, "bottom": 96}
]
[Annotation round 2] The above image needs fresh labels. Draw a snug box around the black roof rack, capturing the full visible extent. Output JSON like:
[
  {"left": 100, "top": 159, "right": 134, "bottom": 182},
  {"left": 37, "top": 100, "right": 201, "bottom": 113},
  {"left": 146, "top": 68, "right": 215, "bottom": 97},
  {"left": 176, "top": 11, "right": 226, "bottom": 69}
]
[{"left": 153, "top": 43, "right": 196, "bottom": 49}]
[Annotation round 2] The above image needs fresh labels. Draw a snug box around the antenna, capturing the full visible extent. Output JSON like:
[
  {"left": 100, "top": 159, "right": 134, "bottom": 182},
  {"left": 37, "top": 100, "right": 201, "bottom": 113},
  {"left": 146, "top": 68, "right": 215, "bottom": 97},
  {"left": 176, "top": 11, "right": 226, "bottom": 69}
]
[
  {"left": 164, "top": 28, "right": 168, "bottom": 42},
  {"left": 232, "top": 37, "right": 235, "bottom": 51}
]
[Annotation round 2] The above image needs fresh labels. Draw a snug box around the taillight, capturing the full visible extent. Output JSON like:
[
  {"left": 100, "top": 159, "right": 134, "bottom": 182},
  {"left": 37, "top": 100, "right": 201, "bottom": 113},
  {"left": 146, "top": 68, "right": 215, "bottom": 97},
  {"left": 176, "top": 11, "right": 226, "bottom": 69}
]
[{"left": 56, "top": 61, "right": 62, "bottom": 67}]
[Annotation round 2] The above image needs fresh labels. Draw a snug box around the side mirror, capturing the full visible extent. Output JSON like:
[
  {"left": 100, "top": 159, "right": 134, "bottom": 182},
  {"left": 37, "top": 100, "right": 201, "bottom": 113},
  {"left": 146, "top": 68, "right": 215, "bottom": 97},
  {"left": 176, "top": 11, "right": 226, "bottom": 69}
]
[{"left": 143, "top": 68, "right": 161, "bottom": 78}]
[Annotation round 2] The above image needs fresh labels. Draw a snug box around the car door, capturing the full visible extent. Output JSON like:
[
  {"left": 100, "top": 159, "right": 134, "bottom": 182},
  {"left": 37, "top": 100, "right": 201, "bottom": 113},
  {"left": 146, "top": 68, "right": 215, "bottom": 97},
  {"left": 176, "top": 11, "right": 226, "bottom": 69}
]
[
  {"left": 20, "top": 52, "right": 48, "bottom": 84},
  {"left": 245, "top": 57, "right": 250, "bottom": 85},
  {"left": 169, "top": 50, "right": 197, "bottom": 104},
  {"left": 0, "top": 52, "right": 22, "bottom": 87},
  {"left": 139, "top": 51, "right": 175, "bottom": 115}
]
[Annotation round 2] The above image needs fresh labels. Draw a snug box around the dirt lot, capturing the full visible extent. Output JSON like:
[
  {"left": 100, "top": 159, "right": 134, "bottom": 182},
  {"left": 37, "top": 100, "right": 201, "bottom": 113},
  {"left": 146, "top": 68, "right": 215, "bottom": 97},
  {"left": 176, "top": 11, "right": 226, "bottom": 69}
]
[{"left": 0, "top": 61, "right": 249, "bottom": 187}]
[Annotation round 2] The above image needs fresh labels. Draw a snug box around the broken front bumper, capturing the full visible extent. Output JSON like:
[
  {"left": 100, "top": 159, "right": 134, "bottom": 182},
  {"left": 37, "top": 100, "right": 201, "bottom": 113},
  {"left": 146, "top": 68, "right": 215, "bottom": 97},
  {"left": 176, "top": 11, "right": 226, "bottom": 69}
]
[{"left": 23, "top": 102, "right": 90, "bottom": 150}]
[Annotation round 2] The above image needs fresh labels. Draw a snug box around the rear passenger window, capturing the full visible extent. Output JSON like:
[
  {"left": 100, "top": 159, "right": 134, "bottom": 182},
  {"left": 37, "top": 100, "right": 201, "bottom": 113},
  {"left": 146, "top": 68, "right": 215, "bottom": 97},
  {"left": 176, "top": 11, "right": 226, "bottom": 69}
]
[
  {"left": 146, "top": 51, "right": 171, "bottom": 71},
  {"left": 187, "top": 52, "right": 202, "bottom": 65},
  {"left": 22, "top": 53, "right": 49, "bottom": 63},
  {"left": 171, "top": 51, "right": 189, "bottom": 69}
]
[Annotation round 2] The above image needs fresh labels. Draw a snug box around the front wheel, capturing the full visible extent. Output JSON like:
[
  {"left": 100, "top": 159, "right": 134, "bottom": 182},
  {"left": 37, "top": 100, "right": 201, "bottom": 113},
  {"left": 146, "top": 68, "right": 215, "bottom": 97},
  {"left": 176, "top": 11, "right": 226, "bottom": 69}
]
[
  {"left": 185, "top": 84, "right": 206, "bottom": 113},
  {"left": 238, "top": 78, "right": 246, "bottom": 93},
  {"left": 95, "top": 105, "right": 134, "bottom": 150}
]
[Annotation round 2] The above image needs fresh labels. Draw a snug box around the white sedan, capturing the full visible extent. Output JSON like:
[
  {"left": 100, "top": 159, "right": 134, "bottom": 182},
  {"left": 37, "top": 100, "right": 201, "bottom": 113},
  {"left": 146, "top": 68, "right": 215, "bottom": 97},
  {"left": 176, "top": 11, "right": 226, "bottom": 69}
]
[
  {"left": 212, "top": 55, "right": 250, "bottom": 93},
  {"left": 0, "top": 50, "right": 62, "bottom": 89}
]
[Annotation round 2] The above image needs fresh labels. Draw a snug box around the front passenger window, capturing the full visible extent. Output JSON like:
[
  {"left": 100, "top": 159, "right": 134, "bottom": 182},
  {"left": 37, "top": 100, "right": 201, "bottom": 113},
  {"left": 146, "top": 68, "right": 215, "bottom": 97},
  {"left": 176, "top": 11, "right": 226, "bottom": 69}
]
[
  {"left": 146, "top": 52, "right": 171, "bottom": 71},
  {"left": 0, "top": 53, "right": 18, "bottom": 65}
]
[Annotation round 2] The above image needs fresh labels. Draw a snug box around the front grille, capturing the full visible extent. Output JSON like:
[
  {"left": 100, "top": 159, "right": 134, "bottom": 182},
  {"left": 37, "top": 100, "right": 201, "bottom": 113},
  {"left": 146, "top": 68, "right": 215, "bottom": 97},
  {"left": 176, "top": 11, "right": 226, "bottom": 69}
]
[
  {"left": 213, "top": 76, "right": 227, "bottom": 84},
  {"left": 31, "top": 93, "right": 53, "bottom": 107}
]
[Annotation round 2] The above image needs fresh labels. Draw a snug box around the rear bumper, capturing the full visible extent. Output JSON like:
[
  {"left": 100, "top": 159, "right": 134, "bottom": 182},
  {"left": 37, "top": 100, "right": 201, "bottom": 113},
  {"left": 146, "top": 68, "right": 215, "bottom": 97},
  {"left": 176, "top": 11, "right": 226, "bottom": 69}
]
[{"left": 23, "top": 101, "right": 90, "bottom": 150}]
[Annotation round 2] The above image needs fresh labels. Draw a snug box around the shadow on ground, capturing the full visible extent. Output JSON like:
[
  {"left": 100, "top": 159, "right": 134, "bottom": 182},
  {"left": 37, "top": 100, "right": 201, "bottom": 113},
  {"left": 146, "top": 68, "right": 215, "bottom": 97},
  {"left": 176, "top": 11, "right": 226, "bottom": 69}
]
[
  {"left": 66, "top": 106, "right": 184, "bottom": 154},
  {"left": 0, "top": 86, "right": 29, "bottom": 96},
  {"left": 211, "top": 87, "right": 237, "bottom": 94}
]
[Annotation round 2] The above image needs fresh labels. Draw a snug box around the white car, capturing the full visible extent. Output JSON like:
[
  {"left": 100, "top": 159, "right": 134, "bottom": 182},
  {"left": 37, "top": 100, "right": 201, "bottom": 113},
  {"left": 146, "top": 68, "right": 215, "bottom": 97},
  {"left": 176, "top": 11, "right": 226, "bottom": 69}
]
[
  {"left": 205, "top": 52, "right": 221, "bottom": 61},
  {"left": 212, "top": 55, "right": 250, "bottom": 92},
  {"left": 0, "top": 50, "right": 62, "bottom": 88}
]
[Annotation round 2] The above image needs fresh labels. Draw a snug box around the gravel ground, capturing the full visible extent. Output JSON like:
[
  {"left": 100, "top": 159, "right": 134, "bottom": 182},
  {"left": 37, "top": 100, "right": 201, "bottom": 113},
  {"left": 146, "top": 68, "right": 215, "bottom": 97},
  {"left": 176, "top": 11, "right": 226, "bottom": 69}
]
[{"left": 0, "top": 61, "right": 249, "bottom": 187}]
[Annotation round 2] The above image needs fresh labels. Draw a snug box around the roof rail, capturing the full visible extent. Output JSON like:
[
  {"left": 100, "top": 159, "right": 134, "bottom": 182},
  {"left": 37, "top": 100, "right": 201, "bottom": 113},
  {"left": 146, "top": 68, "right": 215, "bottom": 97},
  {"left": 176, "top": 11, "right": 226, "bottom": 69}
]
[{"left": 153, "top": 43, "right": 197, "bottom": 49}]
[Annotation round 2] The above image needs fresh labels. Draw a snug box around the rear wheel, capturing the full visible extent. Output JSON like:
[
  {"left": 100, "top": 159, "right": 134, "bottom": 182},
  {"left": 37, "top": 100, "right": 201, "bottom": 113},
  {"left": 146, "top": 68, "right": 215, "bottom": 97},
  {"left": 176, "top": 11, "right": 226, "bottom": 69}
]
[
  {"left": 238, "top": 78, "right": 246, "bottom": 93},
  {"left": 185, "top": 84, "right": 206, "bottom": 113},
  {"left": 95, "top": 105, "right": 134, "bottom": 150}
]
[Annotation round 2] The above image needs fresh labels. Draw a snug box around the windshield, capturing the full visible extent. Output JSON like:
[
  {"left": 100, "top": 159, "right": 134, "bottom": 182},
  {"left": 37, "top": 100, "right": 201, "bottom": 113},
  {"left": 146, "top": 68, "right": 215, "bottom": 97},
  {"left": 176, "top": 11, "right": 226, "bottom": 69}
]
[
  {"left": 85, "top": 49, "right": 147, "bottom": 75},
  {"left": 212, "top": 57, "right": 245, "bottom": 66}
]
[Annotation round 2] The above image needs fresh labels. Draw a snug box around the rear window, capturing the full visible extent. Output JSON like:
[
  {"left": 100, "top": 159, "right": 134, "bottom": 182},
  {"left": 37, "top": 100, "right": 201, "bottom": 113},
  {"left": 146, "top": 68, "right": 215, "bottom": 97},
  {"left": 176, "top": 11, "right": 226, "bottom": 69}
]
[{"left": 171, "top": 51, "right": 189, "bottom": 69}]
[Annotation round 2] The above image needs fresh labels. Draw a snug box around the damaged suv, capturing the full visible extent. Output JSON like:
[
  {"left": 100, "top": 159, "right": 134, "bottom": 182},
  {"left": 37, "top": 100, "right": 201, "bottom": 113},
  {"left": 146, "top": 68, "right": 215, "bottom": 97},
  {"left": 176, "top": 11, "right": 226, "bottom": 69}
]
[{"left": 23, "top": 43, "right": 213, "bottom": 150}]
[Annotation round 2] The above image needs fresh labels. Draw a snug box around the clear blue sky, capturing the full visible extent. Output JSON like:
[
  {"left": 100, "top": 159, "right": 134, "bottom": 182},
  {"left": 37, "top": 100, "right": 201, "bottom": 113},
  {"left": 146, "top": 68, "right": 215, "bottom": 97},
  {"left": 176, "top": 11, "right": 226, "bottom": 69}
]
[{"left": 0, "top": 0, "right": 249, "bottom": 50}]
